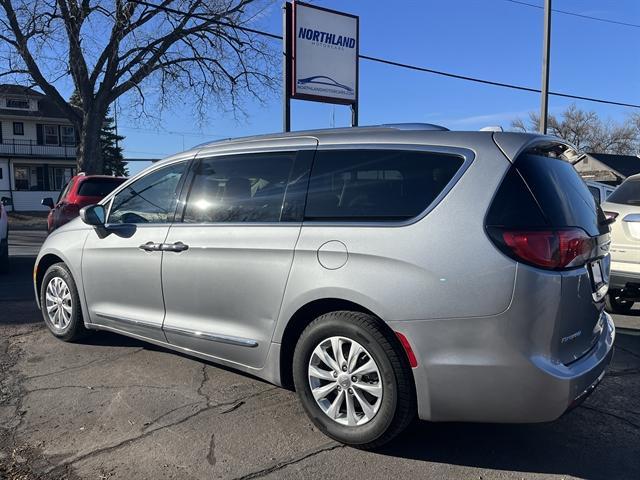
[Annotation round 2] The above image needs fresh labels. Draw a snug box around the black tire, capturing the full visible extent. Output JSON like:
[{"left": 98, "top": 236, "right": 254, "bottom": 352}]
[
  {"left": 0, "top": 238, "right": 8, "bottom": 273},
  {"left": 40, "top": 262, "right": 89, "bottom": 341},
  {"left": 293, "top": 311, "right": 415, "bottom": 449},
  {"left": 605, "top": 290, "right": 634, "bottom": 314}
]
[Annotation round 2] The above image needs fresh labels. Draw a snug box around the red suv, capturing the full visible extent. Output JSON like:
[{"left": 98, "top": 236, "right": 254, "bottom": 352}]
[{"left": 42, "top": 175, "right": 127, "bottom": 233}]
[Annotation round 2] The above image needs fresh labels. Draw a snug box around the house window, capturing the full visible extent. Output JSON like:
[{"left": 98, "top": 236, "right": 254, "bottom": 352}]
[
  {"left": 44, "top": 125, "right": 59, "bottom": 145},
  {"left": 6, "top": 98, "right": 29, "bottom": 109},
  {"left": 14, "top": 165, "right": 46, "bottom": 191},
  {"left": 13, "top": 122, "right": 24, "bottom": 135},
  {"left": 60, "top": 126, "right": 75, "bottom": 146},
  {"left": 49, "top": 166, "right": 75, "bottom": 190}
]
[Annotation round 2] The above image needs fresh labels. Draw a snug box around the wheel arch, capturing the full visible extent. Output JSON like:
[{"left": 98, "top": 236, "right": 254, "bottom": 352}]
[
  {"left": 35, "top": 253, "right": 66, "bottom": 303},
  {"left": 278, "top": 298, "right": 413, "bottom": 391}
]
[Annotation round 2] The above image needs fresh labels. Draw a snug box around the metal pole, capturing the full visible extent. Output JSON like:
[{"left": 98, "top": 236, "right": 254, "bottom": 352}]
[
  {"left": 282, "top": 3, "right": 292, "bottom": 132},
  {"left": 539, "top": 0, "right": 552, "bottom": 134}
]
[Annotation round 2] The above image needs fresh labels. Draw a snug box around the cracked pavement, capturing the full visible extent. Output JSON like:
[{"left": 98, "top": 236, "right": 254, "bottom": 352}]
[{"left": 1, "top": 236, "right": 640, "bottom": 479}]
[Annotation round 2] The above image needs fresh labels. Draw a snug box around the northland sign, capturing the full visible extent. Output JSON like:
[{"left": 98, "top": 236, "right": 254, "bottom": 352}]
[{"left": 292, "top": 2, "right": 359, "bottom": 104}]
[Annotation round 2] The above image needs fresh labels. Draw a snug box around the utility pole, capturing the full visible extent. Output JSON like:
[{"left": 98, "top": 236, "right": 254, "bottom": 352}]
[{"left": 539, "top": 0, "right": 552, "bottom": 134}]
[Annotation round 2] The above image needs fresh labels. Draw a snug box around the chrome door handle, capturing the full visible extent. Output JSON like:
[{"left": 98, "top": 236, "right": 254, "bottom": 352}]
[
  {"left": 162, "top": 241, "right": 189, "bottom": 252},
  {"left": 139, "top": 241, "right": 161, "bottom": 252}
]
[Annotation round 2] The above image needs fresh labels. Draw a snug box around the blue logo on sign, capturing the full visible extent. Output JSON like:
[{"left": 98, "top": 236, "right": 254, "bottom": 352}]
[{"left": 297, "top": 76, "right": 353, "bottom": 93}]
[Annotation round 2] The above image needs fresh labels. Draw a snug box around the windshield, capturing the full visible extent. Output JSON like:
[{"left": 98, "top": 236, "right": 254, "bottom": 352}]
[{"left": 607, "top": 178, "right": 640, "bottom": 206}]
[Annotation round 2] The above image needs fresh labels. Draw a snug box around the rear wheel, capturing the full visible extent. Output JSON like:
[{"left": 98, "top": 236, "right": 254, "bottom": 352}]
[
  {"left": 293, "top": 311, "right": 415, "bottom": 449},
  {"left": 605, "top": 290, "right": 634, "bottom": 314},
  {"left": 40, "top": 262, "right": 88, "bottom": 341}
]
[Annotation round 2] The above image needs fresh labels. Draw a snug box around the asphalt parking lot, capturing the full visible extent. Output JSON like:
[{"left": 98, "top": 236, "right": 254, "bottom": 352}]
[{"left": 1, "top": 231, "right": 639, "bottom": 480}]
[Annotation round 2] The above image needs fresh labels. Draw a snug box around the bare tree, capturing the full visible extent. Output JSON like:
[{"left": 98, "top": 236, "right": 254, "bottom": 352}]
[
  {"left": 512, "top": 104, "right": 639, "bottom": 154},
  {"left": 0, "top": 0, "right": 275, "bottom": 173}
]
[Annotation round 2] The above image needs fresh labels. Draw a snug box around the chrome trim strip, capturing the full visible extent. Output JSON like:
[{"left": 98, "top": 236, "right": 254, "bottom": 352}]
[
  {"left": 94, "top": 312, "right": 160, "bottom": 329},
  {"left": 162, "top": 325, "right": 259, "bottom": 348}
]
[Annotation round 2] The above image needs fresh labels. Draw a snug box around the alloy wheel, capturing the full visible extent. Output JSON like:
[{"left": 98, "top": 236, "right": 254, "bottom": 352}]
[
  {"left": 45, "top": 276, "right": 72, "bottom": 330},
  {"left": 308, "top": 336, "right": 383, "bottom": 426}
]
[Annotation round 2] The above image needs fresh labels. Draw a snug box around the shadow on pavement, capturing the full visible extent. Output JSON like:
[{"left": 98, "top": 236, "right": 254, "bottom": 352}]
[{"left": 377, "top": 330, "right": 640, "bottom": 480}]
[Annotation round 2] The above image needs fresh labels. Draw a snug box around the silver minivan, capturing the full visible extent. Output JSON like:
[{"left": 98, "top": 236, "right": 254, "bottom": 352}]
[{"left": 34, "top": 124, "right": 615, "bottom": 448}]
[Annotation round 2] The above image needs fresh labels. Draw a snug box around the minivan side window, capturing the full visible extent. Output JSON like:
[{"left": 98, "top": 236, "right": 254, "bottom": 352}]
[
  {"left": 305, "top": 149, "right": 464, "bottom": 221},
  {"left": 108, "top": 162, "right": 186, "bottom": 224},
  {"left": 182, "top": 152, "right": 300, "bottom": 223}
]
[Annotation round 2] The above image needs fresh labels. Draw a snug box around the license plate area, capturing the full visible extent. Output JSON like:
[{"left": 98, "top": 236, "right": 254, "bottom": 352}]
[{"left": 589, "top": 259, "right": 608, "bottom": 301}]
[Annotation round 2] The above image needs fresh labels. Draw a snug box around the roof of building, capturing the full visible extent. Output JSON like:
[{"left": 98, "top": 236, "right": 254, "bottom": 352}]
[
  {"left": 587, "top": 152, "right": 640, "bottom": 179},
  {"left": 0, "top": 84, "right": 45, "bottom": 97},
  {"left": 0, "top": 84, "right": 69, "bottom": 120}
]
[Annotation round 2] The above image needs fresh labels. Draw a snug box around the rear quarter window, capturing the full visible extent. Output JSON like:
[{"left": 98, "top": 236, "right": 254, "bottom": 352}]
[
  {"left": 515, "top": 153, "right": 608, "bottom": 236},
  {"left": 607, "top": 178, "right": 640, "bottom": 206},
  {"left": 305, "top": 149, "right": 464, "bottom": 221}
]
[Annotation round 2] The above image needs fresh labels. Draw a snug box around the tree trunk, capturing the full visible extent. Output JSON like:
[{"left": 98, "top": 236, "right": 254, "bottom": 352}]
[{"left": 77, "top": 109, "right": 106, "bottom": 174}]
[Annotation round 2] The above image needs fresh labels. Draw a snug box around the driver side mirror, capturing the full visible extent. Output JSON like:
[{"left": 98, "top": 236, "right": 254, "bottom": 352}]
[
  {"left": 1, "top": 196, "right": 11, "bottom": 206},
  {"left": 41, "top": 197, "right": 55, "bottom": 209},
  {"left": 79, "top": 204, "right": 106, "bottom": 227}
]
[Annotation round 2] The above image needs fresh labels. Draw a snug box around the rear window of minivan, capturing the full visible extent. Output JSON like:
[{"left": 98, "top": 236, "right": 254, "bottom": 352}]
[
  {"left": 304, "top": 150, "right": 464, "bottom": 221},
  {"left": 496, "top": 152, "right": 608, "bottom": 237}
]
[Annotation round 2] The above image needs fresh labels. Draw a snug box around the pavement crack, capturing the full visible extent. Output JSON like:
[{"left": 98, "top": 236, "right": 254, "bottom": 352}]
[
  {"left": 615, "top": 345, "right": 640, "bottom": 360},
  {"left": 25, "top": 348, "right": 144, "bottom": 380},
  {"left": 231, "top": 442, "right": 344, "bottom": 480},
  {"left": 142, "top": 401, "right": 203, "bottom": 431},
  {"left": 46, "top": 402, "right": 213, "bottom": 475},
  {"left": 207, "top": 432, "right": 216, "bottom": 466},
  {"left": 606, "top": 368, "right": 640, "bottom": 378},
  {"left": 25, "top": 383, "right": 185, "bottom": 394},
  {"left": 580, "top": 404, "right": 640, "bottom": 430},
  {"left": 219, "top": 400, "right": 245, "bottom": 414},
  {"left": 45, "top": 384, "right": 280, "bottom": 474}
]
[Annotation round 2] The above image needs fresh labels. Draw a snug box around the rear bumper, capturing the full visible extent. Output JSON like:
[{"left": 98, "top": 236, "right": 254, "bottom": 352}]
[
  {"left": 389, "top": 312, "right": 615, "bottom": 423},
  {"left": 609, "top": 265, "right": 640, "bottom": 289}
]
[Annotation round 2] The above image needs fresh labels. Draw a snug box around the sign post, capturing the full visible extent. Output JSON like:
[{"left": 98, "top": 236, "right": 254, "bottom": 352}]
[
  {"left": 283, "top": 1, "right": 359, "bottom": 132},
  {"left": 283, "top": 2, "right": 292, "bottom": 132}
]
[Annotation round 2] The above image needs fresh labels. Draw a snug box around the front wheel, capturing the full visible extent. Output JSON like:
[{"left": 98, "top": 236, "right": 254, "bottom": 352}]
[
  {"left": 40, "top": 262, "right": 88, "bottom": 341},
  {"left": 605, "top": 290, "right": 634, "bottom": 314},
  {"left": 293, "top": 311, "right": 415, "bottom": 449}
]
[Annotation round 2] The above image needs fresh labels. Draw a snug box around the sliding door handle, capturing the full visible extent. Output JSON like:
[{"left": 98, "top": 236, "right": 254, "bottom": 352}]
[
  {"left": 139, "top": 241, "right": 161, "bottom": 252},
  {"left": 162, "top": 241, "right": 189, "bottom": 252}
]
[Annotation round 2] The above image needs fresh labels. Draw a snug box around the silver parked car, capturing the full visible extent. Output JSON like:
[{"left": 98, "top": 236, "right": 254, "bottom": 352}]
[{"left": 34, "top": 125, "right": 615, "bottom": 448}]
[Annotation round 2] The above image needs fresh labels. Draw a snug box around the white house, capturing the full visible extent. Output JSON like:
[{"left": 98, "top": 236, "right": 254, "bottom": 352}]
[{"left": 0, "top": 84, "right": 77, "bottom": 211}]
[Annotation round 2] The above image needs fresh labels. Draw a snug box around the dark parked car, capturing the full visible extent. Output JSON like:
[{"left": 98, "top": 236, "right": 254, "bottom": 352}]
[{"left": 42, "top": 175, "right": 127, "bottom": 233}]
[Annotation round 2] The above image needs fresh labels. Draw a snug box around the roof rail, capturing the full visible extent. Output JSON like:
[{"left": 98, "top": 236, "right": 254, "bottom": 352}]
[
  {"left": 479, "top": 125, "right": 504, "bottom": 132},
  {"left": 380, "top": 123, "right": 449, "bottom": 131}
]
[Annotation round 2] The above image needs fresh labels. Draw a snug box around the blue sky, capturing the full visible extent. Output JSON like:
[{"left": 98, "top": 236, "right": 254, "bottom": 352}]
[{"left": 121, "top": 0, "right": 640, "bottom": 174}]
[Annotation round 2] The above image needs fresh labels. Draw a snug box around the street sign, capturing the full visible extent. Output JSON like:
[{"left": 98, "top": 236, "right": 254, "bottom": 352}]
[
  {"left": 292, "top": 2, "right": 359, "bottom": 104},
  {"left": 283, "top": 1, "right": 359, "bottom": 131}
]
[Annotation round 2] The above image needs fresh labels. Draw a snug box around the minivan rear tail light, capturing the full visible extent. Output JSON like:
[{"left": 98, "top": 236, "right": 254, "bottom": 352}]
[{"left": 488, "top": 228, "right": 595, "bottom": 270}]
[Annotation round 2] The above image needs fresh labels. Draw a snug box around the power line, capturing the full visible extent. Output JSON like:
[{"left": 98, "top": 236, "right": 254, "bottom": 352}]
[
  {"left": 501, "top": 0, "right": 640, "bottom": 29},
  {"left": 131, "top": 0, "right": 640, "bottom": 110}
]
